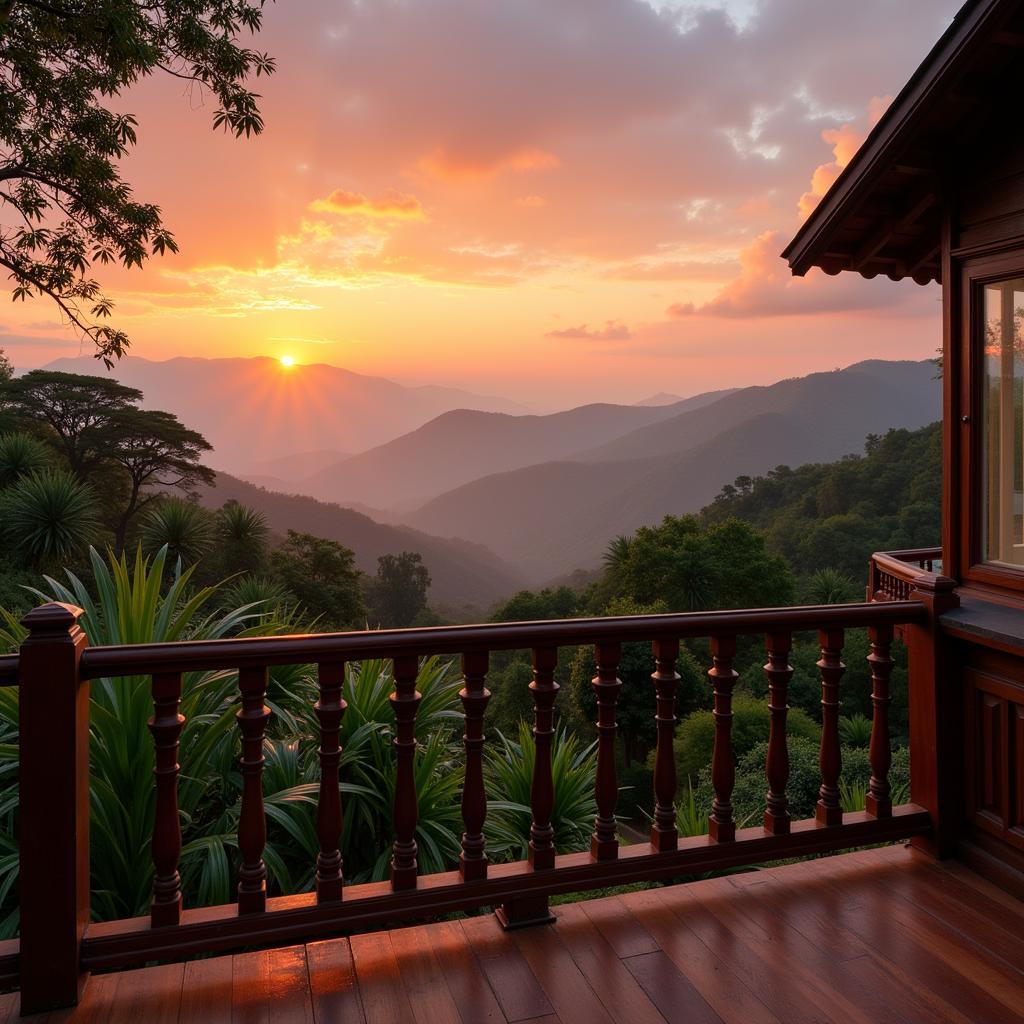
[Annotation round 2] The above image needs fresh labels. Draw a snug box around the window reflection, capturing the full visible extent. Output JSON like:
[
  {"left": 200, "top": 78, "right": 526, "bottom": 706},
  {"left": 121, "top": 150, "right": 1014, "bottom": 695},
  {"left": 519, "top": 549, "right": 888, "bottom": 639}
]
[{"left": 983, "top": 277, "right": 1024, "bottom": 566}]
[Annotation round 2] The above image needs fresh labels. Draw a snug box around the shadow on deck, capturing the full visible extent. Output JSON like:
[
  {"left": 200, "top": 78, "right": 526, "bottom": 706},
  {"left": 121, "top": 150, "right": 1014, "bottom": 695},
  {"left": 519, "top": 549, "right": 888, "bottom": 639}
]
[{"left": 11, "top": 844, "right": 1024, "bottom": 1023}]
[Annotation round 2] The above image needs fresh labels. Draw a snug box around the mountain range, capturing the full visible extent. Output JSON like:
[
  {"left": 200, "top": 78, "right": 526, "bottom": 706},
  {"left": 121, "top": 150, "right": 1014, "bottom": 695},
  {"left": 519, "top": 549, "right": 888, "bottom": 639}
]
[
  {"left": 401, "top": 360, "right": 941, "bottom": 580},
  {"left": 43, "top": 355, "right": 526, "bottom": 469}
]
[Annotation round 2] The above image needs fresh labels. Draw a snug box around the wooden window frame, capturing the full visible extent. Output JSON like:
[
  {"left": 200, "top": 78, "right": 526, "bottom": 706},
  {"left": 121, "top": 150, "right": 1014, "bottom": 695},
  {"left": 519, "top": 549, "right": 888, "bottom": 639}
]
[{"left": 960, "top": 250, "right": 1024, "bottom": 592}]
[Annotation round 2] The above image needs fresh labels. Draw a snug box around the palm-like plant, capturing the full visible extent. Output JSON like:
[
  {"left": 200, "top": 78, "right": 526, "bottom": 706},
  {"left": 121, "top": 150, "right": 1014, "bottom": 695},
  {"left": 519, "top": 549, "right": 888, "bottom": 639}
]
[
  {"left": 838, "top": 712, "right": 873, "bottom": 748},
  {"left": 0, "top": 468, "right": 100, "bottom": 564},
  {"left": 0, "top": 432, "right": 52, "bottom": 488},
  {"left": 139, "top": 497, "right": 214, "bottom": 565},
  {"left": 803, "top": 567, "right": 858, "bottom": 605},
  {"left": 215, "top": 500, "right": 269, "bottom": 574},
  {"left": 484, "top": 721, "right": 597, "bottom": 861}
]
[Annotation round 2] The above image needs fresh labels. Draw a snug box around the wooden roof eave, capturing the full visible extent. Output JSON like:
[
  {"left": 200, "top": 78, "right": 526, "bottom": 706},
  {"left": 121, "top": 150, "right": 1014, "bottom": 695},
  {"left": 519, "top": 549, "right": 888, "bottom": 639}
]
[{"left": 781, "top": 0, "right": 1004, "bottom": 282}]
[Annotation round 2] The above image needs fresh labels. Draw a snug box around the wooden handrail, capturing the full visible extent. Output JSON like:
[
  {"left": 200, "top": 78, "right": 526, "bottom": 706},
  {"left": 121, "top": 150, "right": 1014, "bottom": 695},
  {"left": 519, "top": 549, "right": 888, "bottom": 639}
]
[
  {"left": 13, "top": 597, "right": 935, "bottom": 1012},
  {"left": 76, "top": 601, "right": 926, "bottom": 678}
]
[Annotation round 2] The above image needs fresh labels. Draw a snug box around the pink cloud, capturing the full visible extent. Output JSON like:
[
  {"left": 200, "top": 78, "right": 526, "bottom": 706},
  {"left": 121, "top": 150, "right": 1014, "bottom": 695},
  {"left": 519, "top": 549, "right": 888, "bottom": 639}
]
[
  {"left": 547, "top": 320, "right": 632, "bottom": 341},
  {"left": 667, "top": 230, "right": 921, "bottom": 318}
]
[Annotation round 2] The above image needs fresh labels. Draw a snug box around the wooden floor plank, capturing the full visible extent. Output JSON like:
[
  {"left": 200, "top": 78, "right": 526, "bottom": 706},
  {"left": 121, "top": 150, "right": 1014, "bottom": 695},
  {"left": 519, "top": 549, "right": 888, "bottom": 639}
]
[
  {"left": 306, "top": 938, "right": 366, "bottom": 1024},
  {"left": 547, "top": 903, "right": 666, "bottom": 1024},
  {"left": 101, "top": 961, "right": 183, "bottom": 1024},
  {"left": 805, "top": 857, "right": 1024, "bottom": 1023},
  {"left": 622, "top": 886, "right": 781, "bottom": 1024},
  {"left": 621, "top": 952, "right": 723, "bottom": 1024},
  {"left": 576, "top": 894, "right": 660, "bottom": 958},
  {"left": 411, "top": 919, "right": 506, "bottom": 1024},
  {"left": 180, "top": 957, "right": 234, "bottom": 1024},
  {"left": 510, "top": 913, "right": 619, "bottom": 1024},
  {"left": 232, "top": 946, "right": 313, "bottom": 1024},
  {"left": 460, "top": 914, "right": 553, "bottom": 1023},
  {"left": 33, "top": 971, "right": 125, "bottom": 1024},
  {"left": 729, "top": 861, "right": 975, "bottom": 1024},
  {"left": 349, "top": 931, "right": 416, "bottom": 1024},
  {"left": 388, "top": 923, "right": 463, "bottom": 1024}
]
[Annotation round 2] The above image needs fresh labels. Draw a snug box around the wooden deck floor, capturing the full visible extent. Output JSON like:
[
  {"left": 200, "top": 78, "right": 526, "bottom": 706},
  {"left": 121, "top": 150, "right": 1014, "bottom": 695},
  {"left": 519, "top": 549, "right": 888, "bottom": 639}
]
[{"left": 7, "top": 843, "right": 1024, "bottom": 1023}]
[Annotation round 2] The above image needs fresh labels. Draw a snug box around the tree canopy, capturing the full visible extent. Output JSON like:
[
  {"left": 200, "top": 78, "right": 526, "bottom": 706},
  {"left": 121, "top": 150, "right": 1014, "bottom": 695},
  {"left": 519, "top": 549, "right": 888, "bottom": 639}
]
[
  {"left": 368, "top": 551, "right": 431, "bottom": 628},
  {"left": 0, "top": 1, "right": 274, "bottom": 362}
]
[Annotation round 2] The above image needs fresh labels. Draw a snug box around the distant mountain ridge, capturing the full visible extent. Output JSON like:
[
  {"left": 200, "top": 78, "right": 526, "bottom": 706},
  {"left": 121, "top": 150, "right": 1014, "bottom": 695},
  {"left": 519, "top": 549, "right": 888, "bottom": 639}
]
[
  {"left": 402, "top": 360, "right": 942, "bottom": 581},
  {"left": 196, "top": 472, "right": 524, "bottom": 613},
  {"left": 42, "top": 355, "right": 526, "bottom": 467},
  {"left": 296, "top": 388, "right": 736, "bottom": 510}
]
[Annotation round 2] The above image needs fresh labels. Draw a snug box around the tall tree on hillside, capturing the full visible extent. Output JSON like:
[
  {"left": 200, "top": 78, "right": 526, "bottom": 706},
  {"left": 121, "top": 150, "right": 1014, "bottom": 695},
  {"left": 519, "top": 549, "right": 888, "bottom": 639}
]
[
  {"left": 369, "top": 551, "right": 431, "bottom": 628},
  {"left": 2, "top": 370, "right": 141, "bottom": 476},
  {"left": 0, "top": 1, "right": 274, "bottom": 363},
  {"left": 104, "top": 409, "right": 215, "bottom": 547},
  {"left": 271, "top": 531, "right": 365, "bottom": 629}
]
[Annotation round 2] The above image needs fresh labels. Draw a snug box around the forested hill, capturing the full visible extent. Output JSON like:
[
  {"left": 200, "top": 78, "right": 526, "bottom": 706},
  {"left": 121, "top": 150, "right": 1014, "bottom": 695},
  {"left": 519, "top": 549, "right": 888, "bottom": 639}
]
[{"left": 700, "top": 421, "right": 941, "bottom": 581}]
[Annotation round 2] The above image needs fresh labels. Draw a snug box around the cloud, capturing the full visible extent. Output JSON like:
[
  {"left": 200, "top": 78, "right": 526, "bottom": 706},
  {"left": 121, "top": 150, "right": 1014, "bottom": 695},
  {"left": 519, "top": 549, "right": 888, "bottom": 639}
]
[
  {"left": 547, "top": 320, "right": 633, "bottom": 341},
  {"left": 309, "top": 187, "right": 424, "bottom": 220},
  {"left": 667, "top": 230, "right": 918, "bottom": 318},
  {"left": 798, "top": 96, "right": 892, "bottom": 219}
]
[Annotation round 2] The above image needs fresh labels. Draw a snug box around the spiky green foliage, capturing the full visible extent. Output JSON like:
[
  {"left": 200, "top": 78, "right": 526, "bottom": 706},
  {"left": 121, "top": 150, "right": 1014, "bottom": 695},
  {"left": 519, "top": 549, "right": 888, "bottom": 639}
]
[
  {"left": 139, "top": 497, "right": 214, "bottom": 565},
  {"left": 0, "top": 468, "right": 100, "bottom": 563},
  {"left": 484, "top": 722, "right": 597, "bottom": 860},
  {"left": 838, "top": 713, "right": 873, "bottom": 748},
  {"left": 0, "top": 432, "right": 52, "bottom": 488}
]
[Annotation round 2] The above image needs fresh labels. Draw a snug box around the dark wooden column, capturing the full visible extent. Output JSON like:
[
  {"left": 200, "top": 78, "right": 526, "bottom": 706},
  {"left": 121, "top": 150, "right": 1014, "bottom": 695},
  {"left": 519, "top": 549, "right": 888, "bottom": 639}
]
[
  {"left": 816, "top": 629, "right": 845, "bottom": 827},
  {"left": 390, "top": 655, "right": 421, "bottom": 891},
  {"left": 237, "top": 666, "right": 271, "bottom": 914},
  {"left": 708, "top": 635, "right": 738, "bottom": 842},
  {"left": 19, "top": 603, "right": 90, "bottom": 1013},
  {"left": 866, "top": 624, "right": 894, "bottom": 818},
  {"left": 650, "top": 637, "right": 680, "bottom": 852},
  {"left": 906, "top": 574, "right": 961, "bottom": 856},
  {"left": 459, "top": 651, "right": 490, "bottom": 881},
  {"left": 591, "top": 641, "right": 622, "bottom": 861},
  {"left": 315, "top": 661, "right": 346, "bottom": 902},
  {"left": 763, "top": 632, "right": 793, "bottom": 836},
  {"left": 149, "top": 671, "right": 184, "bottom": 926}
]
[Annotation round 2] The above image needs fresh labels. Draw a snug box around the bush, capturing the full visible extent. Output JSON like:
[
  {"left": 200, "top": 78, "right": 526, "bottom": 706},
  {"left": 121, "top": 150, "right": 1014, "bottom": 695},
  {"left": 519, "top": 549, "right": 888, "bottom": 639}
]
[
  {"left": 695, "top": 737, "right": 910, "bottom": 823},
  {"left": 668, "top": 693, "right": 820, "bottom": 782}
]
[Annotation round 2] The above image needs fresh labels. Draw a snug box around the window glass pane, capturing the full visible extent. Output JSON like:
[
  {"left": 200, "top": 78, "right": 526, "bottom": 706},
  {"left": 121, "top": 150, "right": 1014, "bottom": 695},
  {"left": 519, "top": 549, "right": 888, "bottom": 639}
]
[{"left": 983, "top": 277, "right": 1024, "bottom": 566}]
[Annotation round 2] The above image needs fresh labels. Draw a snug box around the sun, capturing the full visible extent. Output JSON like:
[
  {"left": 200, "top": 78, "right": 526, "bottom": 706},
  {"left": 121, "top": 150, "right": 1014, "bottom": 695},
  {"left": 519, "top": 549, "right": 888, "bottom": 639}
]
[{"left": 279, "top": 354, "right": 295, "bottom": 368}]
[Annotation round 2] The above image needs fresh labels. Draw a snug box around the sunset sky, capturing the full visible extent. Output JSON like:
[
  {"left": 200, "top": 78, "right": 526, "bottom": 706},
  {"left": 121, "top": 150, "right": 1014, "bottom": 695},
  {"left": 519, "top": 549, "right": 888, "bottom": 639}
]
[{"left": 4, "top": 0, "right": 962, "bottom": 408}]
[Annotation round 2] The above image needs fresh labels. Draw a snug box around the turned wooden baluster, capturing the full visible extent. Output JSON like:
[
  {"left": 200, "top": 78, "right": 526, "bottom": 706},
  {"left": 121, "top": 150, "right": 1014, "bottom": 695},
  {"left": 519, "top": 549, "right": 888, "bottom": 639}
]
[
  {"left": 237, "top": 666, "right": 271, "bottom": 913},
  {"left": 529, "top": 646, "right": 559, "bottom": 869},
  {"left": 651, "top": 637, "right": 680, "bottom": 852},
  {"left": 315, "top": 661, "right": 347, "bottom": 902},
  {"left": 390, "top": 654, "right": 421, "bottom": 890},
  {"left": 591, "top": 641, "right": 622, "bottom": 861},
  {"left": 149, "top": 671, "right": 184, "bottom": 927},
  {"left": 817, "top": 629, "right": 845, "bottom": 826},
  {"left": 763, "top": 632, "right": 793, "bottom": 836},
  {"left": 866, "top": 624, "right": 894, "bottom": 818},
  {"left": 709, "top": 635, "right": 738, "bottom": 842},
  {"left": 460, "top": 651, "right": 490, "bottom": 881}
]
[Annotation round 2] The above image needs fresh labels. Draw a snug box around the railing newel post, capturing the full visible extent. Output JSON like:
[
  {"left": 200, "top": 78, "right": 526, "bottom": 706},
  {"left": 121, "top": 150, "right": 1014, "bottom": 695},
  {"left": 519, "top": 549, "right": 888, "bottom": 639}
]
[{"left": 19, "top": 602, "right": 90, "bottom": 1013}]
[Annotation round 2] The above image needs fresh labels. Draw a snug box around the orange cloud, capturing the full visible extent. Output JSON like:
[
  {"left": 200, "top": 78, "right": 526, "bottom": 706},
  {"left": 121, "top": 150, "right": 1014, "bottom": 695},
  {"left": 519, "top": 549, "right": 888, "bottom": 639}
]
[
  {"left": 309, "top": 187, "right": 425, "bottom": 220},
  {"left": 798, "top": 96, "right": 893, "bottom": 219},
  {"left": 416, "top": 146, "right": 560, "bottom": 183}
]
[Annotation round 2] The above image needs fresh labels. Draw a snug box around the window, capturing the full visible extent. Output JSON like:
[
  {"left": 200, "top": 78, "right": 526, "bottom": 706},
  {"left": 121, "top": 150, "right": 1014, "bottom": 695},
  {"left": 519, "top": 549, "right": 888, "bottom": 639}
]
[{"left": 982, "top": 276, "right": 1024, "bottom": 567}]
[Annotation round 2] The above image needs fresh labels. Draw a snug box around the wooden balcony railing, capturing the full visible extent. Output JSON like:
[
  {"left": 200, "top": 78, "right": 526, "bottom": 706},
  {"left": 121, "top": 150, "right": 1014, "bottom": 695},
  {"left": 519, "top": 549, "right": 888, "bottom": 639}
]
[
  {"left": 867, "top": 547, "right": 944, "bottom": 602},
  {"left": 4, "top": 597, "right": 955, "bottom": 1013}
]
